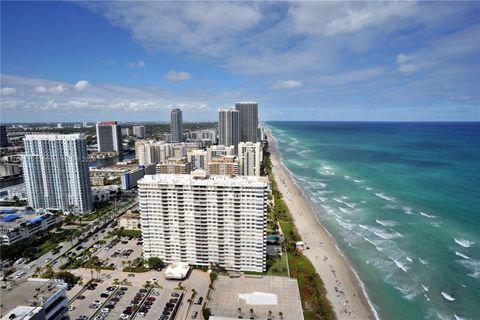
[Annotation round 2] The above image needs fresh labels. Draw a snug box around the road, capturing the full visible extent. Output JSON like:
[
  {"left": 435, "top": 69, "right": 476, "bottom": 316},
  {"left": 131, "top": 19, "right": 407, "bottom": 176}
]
[{"left": 11, "top": 200, "right": 138, "bottom": 279}]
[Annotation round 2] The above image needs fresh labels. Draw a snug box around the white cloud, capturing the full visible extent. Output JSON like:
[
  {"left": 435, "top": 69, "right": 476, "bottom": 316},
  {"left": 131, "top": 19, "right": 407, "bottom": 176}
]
[
  {"left": 1, "top": 87, "right": 17, "bottom": 96},
  {"left": 0, "top": 74, "right": 229, "bottom": 117},
  {"left": 396, "top": 54, "right": 415, "bottom": 64},
  {"left": 128, "top": 60, "right": 146, "bottom": 68},
  {"left": 49, "top": 85, "right": 68, "bottom": 94},
  {"left": 75, "top": 80, "right": 90, "bottom": 91},
  {"left": 34, "top": 86, "right": 47, "bottom": 94},
  {"left": 289, "top": 2, "right": 417, "bottom": 36},
  {"left": 164, "top": 70, "right": 191, "bottom": 81},
  {"left": 272, "top": 80, "right": 303, "bottom": 89},
  {"left": 398, "top": 64, "right": 418, "bottom": 74}
]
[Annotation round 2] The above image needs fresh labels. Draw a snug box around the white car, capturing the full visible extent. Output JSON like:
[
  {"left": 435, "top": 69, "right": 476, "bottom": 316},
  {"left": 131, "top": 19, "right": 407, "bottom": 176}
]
[
  {"left": 120, "top": 314, "right": 129, "bottom": 320},
  {"left": 137, "top": 312, "right": 146, "bottom": 317},
  {"left": 69, "top": 306, "right": 76, "bottom": 311},
  {"left": 102, "top": 308, "right": 110, "bottom": 313}
]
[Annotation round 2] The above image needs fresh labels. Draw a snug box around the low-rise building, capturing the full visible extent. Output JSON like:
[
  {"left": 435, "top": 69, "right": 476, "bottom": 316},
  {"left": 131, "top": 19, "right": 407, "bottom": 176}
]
[
  {"left": 0, "top": 278, "right": 69, "bottom": 320},
  {"left": 90, "top": 176, "right": 107, "bottom": 186},
  {"left": 119, "top": 210, "right": 141, "bottom": 230},
  {"left": 0, "top": 209, "right": 61, "bottom": 246},
  {"left": 91, "top": 185, "right": 120, "bottom": 203}
]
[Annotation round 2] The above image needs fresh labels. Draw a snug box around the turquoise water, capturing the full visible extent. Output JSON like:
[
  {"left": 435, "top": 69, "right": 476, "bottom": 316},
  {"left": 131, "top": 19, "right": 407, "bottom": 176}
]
[{"left": 267, "top": 122, "right": 479, "bottom": 320}]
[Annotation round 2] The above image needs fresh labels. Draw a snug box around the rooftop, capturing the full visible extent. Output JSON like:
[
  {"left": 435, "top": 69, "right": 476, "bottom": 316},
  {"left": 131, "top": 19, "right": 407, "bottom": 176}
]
[
  {"left": 0, "top": 278, "right": 66, "bottom": 317},
  {"left": 139, "top": 173, "right": 268, "bottom": 188},
  {"left": 0, "top": 210, "right": 56, "bottom": 232},
  {"left": 208, "top": 275, "right": 303, "bottom": 320},
  {"left": 24, "top": 133, "right": 85, "bottom": 140}
]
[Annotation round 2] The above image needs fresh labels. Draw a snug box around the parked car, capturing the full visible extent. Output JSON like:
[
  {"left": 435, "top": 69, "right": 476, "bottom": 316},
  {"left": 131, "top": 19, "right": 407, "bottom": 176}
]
[
  {"left": 196, "top": 296, "right": 203, "bottom": 304},
  {"left": 171, "top": 292, "right": 180, "bottom": 297},
  {"left": 191, "top": 311, "right": 198, "bottom": 319},
  {"left": 77, "top": 295, "right": 85, "bottom": 300}
]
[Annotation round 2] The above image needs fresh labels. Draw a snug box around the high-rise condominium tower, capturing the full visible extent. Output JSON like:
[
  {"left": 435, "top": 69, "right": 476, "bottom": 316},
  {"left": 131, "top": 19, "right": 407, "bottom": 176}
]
[
  {"left": 238, "top": 142, "right": 261, "bottom": 176},
  {"left": 96, "top": 121, "right": 122, "bottom": 153},
  {"left": 170, "top": 109, "right": 183, "bottom": 143},
  {"left": 22, "top": 134, "right": 93, "bottom": 213},
  {"left": 133, "top": 125, "right": 146, "bottom": 139},
  {"left": 139, "top": 172, "right": 268, "bottom": 272},
  {"left": 235, "top": 102, "right": 258, "bottom": 143},
  {"left": 218, "top": 108, "right": 240, "bottom": 151},
  {"left": 0, "top": 125, "right": 8, "bottom": 147}
]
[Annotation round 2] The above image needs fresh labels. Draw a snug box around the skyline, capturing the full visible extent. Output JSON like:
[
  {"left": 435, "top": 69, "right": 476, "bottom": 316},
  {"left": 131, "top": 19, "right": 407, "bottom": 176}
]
[{"left": 1, "top": 1, "right": 480, "bottom": 122}]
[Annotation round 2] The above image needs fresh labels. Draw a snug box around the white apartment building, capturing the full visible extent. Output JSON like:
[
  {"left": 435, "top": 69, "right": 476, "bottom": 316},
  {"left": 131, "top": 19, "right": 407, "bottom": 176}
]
[
  {"left": 139, "top": 172, "right": 268, "bottom": 272},
  {"left": 133, "top": 125, "right": 146, "bottom": 138},
  {"left": 22, "top": 134, "right": 93, "bottom": 214},
  {"left": 135, "top": 141, "right": 201, "bottom": 166},
  {"left": 238, "top": 142, "right": 261, "bottom": 176},
  {"left": 187, "top": 149, "right": 207, "bottom": 171}
]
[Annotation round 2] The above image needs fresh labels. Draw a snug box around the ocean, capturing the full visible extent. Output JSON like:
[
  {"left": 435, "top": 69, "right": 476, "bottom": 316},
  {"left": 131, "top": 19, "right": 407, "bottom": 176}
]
[{"left": 267, "top": 122, "right": 479, "bottom": 320}]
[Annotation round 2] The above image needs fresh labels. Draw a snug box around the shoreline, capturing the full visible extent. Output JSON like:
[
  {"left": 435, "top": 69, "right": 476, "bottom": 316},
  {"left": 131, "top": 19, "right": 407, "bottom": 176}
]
[{"left": 265, "top": 128, "right": 378, "bottom": 320}]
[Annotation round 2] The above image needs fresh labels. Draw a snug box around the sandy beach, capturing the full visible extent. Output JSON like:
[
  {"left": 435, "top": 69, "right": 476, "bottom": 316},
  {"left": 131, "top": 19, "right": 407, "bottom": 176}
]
[{"left": 266, "top": 129, "right": 377, "bottom": 320}]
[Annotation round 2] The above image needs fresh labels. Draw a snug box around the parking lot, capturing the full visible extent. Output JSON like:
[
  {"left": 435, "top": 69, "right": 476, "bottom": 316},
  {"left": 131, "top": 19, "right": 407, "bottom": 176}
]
[
  {"left": 69, "top": 281, "right": 116, "bottom": 320},
  {"left": 94, "top": 236, "right": 143, "bottom": 269}
]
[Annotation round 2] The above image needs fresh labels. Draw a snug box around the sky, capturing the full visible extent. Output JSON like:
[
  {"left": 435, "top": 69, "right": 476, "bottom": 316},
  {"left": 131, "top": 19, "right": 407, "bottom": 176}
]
[{"left": 1, "top": 1, "right": 479, "bottom": 122}]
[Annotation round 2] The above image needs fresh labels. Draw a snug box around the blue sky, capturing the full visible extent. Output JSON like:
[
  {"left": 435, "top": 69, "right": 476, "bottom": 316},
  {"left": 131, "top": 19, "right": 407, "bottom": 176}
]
[{"left": 1, "top": 1, "right": 479, "bottom": 122}]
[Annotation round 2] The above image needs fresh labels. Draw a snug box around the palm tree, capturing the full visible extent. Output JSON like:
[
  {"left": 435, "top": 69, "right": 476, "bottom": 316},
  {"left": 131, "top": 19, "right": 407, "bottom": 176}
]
[
  {"left": 278, "top": 312, "right": 283, "bottom": 320},
  {"left": 237, "top": 307, "right": 242, "bottom": 318},
  {"left": 268, "top": 310, "right": 272, "bottom": 320},
  {"left": 249, "top": 308, "right": 254, "bottom": 319}
]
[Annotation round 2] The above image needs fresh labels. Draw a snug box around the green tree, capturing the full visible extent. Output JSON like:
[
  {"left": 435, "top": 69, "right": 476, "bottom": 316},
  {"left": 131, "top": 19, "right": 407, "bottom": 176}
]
[{"left": 147, "top": 257, "right": 165, "bottom": 270}]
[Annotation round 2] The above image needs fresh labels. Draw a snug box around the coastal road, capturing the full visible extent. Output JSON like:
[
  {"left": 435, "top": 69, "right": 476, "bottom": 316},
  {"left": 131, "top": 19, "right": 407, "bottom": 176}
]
[{"left": 12, "top": 201, "right": 138, "bottom": 279}]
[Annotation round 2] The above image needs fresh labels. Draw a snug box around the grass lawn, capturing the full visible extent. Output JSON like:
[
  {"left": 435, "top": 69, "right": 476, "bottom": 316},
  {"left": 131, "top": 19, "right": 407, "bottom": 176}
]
[{"left": 266, "top": 255, "right": 288, "bottom": 276}]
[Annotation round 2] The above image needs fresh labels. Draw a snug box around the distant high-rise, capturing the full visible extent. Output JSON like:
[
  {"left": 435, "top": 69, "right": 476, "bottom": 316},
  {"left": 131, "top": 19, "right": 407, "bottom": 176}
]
[
  {"left": 170, "top": 109, "right": 183, "bottom": 143},
  {"left": 133, "top": 125, "right": 146, "bottom": 139},
  {"left": 235, "top": 102, "right": 258, "bottom": 143},
  {"left": 22, "top": 134, "right": 93, "bottom": 213},
  {"left": 96, "top": 121, "right": 122, "bottom": 153},
  {"left": 238, "top": 142, "right": 261, "bottom": 176},
  {"left": 0, "top": 125, "right": 8, "bottom": 147},
  {"left": 218, "top": 108, "right": 240, "bottom": 152}
]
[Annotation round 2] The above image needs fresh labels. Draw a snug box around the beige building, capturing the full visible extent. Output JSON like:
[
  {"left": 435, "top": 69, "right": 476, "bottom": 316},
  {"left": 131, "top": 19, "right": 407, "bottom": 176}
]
[
  {"left": 91, "top": 176, "right": 107, "bottom": 186},
  {"left": 120, "top": 211, "right": 141, "bottom": 230},
  {"left": 157, "top": 157, "right": 190, "bottom": 174},
  {"left": 208, "top": 155, "right": 238, "bottom": 176},
  {"left": 238, "top": 142, "right": 261, "bottom": 176},
  {"left": 207, "top": 145, "right": 235, "bottom": 164}
]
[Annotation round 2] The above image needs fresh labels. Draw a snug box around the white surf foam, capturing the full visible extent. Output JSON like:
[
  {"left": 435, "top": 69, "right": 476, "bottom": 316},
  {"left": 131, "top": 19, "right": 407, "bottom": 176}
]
[
  {"left": 344, "top": 202, "right": 356, "bottom": 209},
  {"left": 375, "top": 219, "right": 397, "bottom": 227},
  {"left": 344, "top": 175, "right": 351, "bottom": 180},
  {"left": 374, "top": 192, "right": 396, "bottom": 202},
  {"left": 359, "top": 224, "right": 403, "bottom": 240},
  {"left": 353, "top": 179, "right": 364, "bottom": 183},
  {"left": 454, "top": 315, "right": 466, "bottom": 320},
  {"left": 420, "top": 211, "right": 436, "bottom": 218},
  {"left": 441, "top": 291, "right": 455, "bottom": 302},
  {"left": 332, "top": 197, "right": 344, "bottom": 204},
  {"left": 421, "top": 283, "right": 429, "bottom": 292},
  {"left": 457, "top": 259, "right": 480, "bottom": 279},
  {"left": 402, "top": 206, "right": 414, "bottom": 215},
  {"left": 389, "top": 256, "right": 409, "bottom": 273},
  {"left": 455, "top": 251, "right": 470, "bottom": 259},
  {"left": 454, "top": 238, "right": 474, "bottom": 248},
  {"left": 418, "top": 258, "right": 428, "bottom": 265},
  {"left": 406, "top": 256, "right": 413, "bottom": 263},
  {"left": 338, "top": 207, "right": 352, "bottom": 214},
  {"left": 318, "top": 196, "right": 327, "bottom": 202}
]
